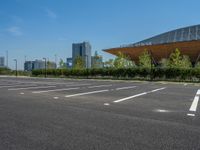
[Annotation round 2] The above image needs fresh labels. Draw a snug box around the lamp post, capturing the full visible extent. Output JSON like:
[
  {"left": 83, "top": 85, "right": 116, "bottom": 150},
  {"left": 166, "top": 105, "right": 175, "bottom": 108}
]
[
  {"left": 13, "top": 59, "right": 17, "bottom": 77},
  {"left": 43, "top": 58, "right": 47, "bottom": 78},
  {"left": 84, "top": 55, "right": 89, "bottom": 79}
]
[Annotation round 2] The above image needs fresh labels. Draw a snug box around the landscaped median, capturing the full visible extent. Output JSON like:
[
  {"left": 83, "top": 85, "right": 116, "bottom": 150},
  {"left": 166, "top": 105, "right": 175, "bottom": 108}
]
[{"left": 31, "top": 67, "right": 200, "bottom": 82}]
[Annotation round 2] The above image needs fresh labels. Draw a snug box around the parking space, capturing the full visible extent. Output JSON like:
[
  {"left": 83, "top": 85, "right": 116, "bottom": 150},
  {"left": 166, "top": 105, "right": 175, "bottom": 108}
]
[
  {"left": 1, "top": 77, "right": 200, "bottom": 150},
  {"left": 0, "top": 77, "right": 199, "bottom": 120}
]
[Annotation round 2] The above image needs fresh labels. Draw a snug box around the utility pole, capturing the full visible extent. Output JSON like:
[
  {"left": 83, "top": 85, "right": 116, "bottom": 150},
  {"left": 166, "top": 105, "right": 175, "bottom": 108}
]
[
  {"left": 55, "top": 54, "right": 57, "bottom": 68},
  {"left": 43, "top": 58, "right": 47, "bottom": 78},
  {"left": 6, "top": 50, "right": 8, "bottom": 68},
  {"left": 14, "top": 59, "right": 17, "bottom": 77}
]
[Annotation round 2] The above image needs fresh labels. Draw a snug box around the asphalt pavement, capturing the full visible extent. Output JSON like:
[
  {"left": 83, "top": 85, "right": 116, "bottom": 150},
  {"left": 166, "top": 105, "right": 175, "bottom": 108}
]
[{"left": 0, "top": 76, "right": 199, "bottom": 150}]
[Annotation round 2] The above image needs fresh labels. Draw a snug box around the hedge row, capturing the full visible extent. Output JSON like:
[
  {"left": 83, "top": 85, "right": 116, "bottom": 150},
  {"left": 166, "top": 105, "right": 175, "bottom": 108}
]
[{"left": 32, "top": 68, "right": 200, "bottom": 82}]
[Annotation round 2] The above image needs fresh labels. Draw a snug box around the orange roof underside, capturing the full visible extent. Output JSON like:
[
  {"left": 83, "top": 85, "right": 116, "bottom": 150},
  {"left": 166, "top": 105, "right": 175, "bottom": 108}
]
[{"left": 104, "top": 40, "right": 200, "bottom": 63}]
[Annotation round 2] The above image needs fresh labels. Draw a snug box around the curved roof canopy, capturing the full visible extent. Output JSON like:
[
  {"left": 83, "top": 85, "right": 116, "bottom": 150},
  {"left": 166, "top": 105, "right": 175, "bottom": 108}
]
[
  {"left": 104, "top": 25, "right": 200, "bottom": 63},
  {"left": 122, "top": 25, "right": 200, "bottom": 48}
]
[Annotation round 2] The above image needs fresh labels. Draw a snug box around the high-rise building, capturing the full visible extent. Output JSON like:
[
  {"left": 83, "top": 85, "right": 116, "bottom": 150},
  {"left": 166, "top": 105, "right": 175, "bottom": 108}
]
[
  {"left": 24, "top": 61, "right": 34, "bottom": 71},
  {"left": 72, "top": 42, "right": 91, "bottom": 68},
  {"left": 0, "top": 57, "right": 5, "bottom": 67}
]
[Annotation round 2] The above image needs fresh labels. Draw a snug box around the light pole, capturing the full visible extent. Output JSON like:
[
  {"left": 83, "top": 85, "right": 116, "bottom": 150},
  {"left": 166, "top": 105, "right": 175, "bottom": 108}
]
[
  {"left": 43, "top": 58, "right": 47, "bottom": 78},
  {"left": 13, "top": 59, "right": 17, "bottom": 77},
  {"left": 84, "top": 55, "right": 89, "bottom": 78}
]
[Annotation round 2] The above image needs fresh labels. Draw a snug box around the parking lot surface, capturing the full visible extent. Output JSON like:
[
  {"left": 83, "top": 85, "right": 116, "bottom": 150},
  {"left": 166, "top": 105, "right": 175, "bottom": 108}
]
[{"left": 0, "top": 76, "right": 200, "bottom": 150}]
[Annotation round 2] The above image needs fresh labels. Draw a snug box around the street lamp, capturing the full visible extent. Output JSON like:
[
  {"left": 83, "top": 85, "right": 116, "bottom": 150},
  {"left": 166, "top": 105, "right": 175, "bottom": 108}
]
[
  {"left": 13, "top": 59, "right": 17, "bottom": 77},
  {"left": 84, "top": 55, "right": 89, "bottom": 79},
  {"left": 43, "top": 58, "right": 47, "bottom": 78}
]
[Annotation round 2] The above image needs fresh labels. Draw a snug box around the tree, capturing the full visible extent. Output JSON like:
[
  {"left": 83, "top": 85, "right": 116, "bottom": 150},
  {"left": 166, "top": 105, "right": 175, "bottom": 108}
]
[
  {"left": 104, "top": 59, "right": 114, "bottom": 68},
  {"left": 167, "top": 49, "right": 191, "bottom": 68},
  {"left": 113, "top": 52, "right": 136, "bottom": 68},
  {"left": 74, "top": 56, "right": 85, "bottom": 69},
  {"left": 92, "top": 51, "right": 103, "bottom": 68},
  {"left": 59, "top": 59, "right": 66, "bottom": 69},
  {"left": 195, "top": 62, "right": 200, "bottom": 68},
  {"left": 139, "top": 50, "right": 153, "bottom": 68}
]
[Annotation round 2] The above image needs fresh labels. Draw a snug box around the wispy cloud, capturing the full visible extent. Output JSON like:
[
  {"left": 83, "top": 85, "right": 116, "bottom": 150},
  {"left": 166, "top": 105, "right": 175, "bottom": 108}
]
[
  {"left": 45, "top": 8, "right": 57, "bottom": 19},
  {"left": 7, "top": 26, "right": 23, "bottom": 36}
]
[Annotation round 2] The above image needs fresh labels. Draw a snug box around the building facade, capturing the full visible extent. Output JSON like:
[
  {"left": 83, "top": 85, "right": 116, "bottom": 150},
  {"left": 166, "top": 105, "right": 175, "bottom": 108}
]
[
  {"left": 72, "top": 42, "right": 91, "bottom": 68},
  {"left": 24, "top": 60, "right": 56, "bottom": 71},
  {"left": 0, "top": 57, "right": 5, "bottom": 67}
]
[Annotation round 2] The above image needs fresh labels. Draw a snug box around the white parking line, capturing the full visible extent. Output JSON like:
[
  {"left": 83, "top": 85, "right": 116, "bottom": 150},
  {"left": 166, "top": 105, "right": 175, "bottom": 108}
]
[
  {"left": 114, "top": 87, "right": 166, "bottom": 103},
  {"left": 65, "top": 90, "right": 109, "bottom": 98},
  {"left": 187, "top": 113, "right": 195, "bottom": 117},
  {"left": 0, "top": 84, "right": 36, "bottom": 88},
  {"left": 32, "top": 87, "right": 80, "bottom": 94},
  {"left": 189, "top": 96, "right": 199, "bottom": 112},
  {"left": 88, "top": 85, "right": 112, "bottom": 88},
  {"left": 116, "top": 86, "right": 136, "bottom": 91},
  {"left": 197, "top": 89, "right": 200, "bottom": 95},
  {"left": 8, "top": 86, "right": 56, "bottom": 91}
]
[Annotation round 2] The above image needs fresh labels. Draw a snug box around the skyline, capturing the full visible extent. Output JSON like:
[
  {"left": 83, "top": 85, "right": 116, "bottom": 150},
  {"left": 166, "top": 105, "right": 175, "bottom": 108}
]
[{"left": 0, "top": 0, "right": 200, "bottom": 69}]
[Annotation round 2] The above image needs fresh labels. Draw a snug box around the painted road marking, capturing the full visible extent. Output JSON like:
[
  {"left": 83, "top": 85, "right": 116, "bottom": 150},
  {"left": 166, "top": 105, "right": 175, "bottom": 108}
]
[
  {"left": 104, "top": 103, "right": 110, "bottom": 106},
  {"left": 8, "top": 86, "right": 56, "bottom": 91},
  {"left": 65, "top": 90, "right": 109, "bottom": 98},
  {"left": 0, "top": 84, "right": 36, "bottom": 88},
  {"left": 116, "top": 86, "right": 136, "bottom": 91},
  {"left": 54, "top": 97, "right": 59, "bottom": 99},
  {"left": 197, "top": 89, "right": 200, "bottom": 95},
  {"left": 114, "top": 87, "right": 166, "bottom": 103},
  {"left": 189, "top": 96, "right": 199, "bottom": 112},
  {"left": 88, "top": 84, "right": 112, "bottom": 89},
  {"left": 32, "top": 87, "right": 80, "bottom": 94},
  {"left": 187, "top": 114, "right": 195, "bottom": 117}
]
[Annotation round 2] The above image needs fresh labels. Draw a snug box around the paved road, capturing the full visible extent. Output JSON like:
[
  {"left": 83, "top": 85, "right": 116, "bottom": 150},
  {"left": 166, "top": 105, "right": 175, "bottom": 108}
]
[{"left": 0, "top": 76, "right": 200, "bottom": 150}]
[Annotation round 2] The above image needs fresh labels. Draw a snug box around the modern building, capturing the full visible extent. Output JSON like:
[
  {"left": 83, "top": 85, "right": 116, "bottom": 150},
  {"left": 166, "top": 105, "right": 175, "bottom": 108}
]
[
  {"left": 91, "top": 51, "right": 103, "bottom": 68},
  {"left": 66, "top": 58, "right": 72, "bottom": 69},
  {"left": 0, "top": 57, "right": 5, "bottom": 67},
  {"left": 72, "top": 42, "right": 91, "bottom": 68},
  {"left": 24, "top": 60, "right": 56, "bottom": 71},
  {"left": 104, "top": 25, "right": 200, "bottom": 65},
  {"left": 24, "top": 61, "right": 34, "bottom": 71}
]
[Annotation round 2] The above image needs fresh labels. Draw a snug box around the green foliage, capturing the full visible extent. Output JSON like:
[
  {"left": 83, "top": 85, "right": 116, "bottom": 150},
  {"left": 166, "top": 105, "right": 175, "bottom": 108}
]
[
  {"left": 104, "top": 59, "right": 114, "bottom": 68},
  {"left": 32, "top": 67, "right": 200, "bottom": 82},
  {"left": 113, "top": 52, "right": 136, "bottom": 68},
  {"left": 139, "top": 50, "right": 154, "bottom": 68},
  {"left": 195, "top": 62, "right": 200, "bottom": 68},
  {"left": 59, "top": 59, "right": 66, "bottom": 69},
  {"left": 74, "top": 56, "right": 85, "bottom": 69},
  {"left": 167, "top": 48, "right": 192, "bottom": 68},
  {"left": 0, "top": 67, "right": 11, "bottom": 75}
]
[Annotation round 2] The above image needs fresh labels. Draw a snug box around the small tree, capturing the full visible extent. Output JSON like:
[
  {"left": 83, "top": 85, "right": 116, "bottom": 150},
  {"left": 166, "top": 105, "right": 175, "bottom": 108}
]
[
  {"left": 195, "top": 62, "right": 200, "bottom": 68},
  {"left": 74, "top": 56, "right": 85, "bottom": 69},
  {"left": 59, "top": 59, "right": 66, "bottom": 69},
  {"left": 167, "top": 49, "right": 191, "bottom": 68},
  {"left": 104, "top": 59, "right": 114, "bottom": 68},
  {"left": 139, "top": 50, "right": 153, "bottom": 68},
  {"left": 113, "top": 52, "right": 135, "bottom": 68}
]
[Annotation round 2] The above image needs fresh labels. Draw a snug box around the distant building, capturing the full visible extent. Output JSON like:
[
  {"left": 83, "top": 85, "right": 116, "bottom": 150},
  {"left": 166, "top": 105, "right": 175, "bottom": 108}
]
[
  {"left": 91, "top": 51, "right": 103, "bottom": 68},
  {"left": 24, "top": 60, "right": 56, "bottom": 71},
  {"left": 66, "top": 58, "right": 72, "bottom": 69},
  {"left": 72, "top": 42, "right": 91, "bottom": 68},
  {"left": 0, "top": 57, "right": 5, "bottom": 67},
  {"left": 24, "top": 61, "right": 33, "bottom": 71}
]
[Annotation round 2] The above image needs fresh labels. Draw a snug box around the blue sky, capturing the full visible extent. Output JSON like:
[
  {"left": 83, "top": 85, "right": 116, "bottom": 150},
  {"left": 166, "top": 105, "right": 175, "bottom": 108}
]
[{"left": 0, "top": 0, "right": 200, "bottom": 69}]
